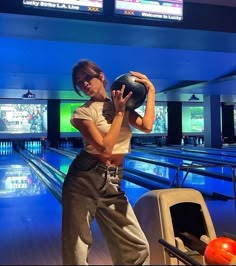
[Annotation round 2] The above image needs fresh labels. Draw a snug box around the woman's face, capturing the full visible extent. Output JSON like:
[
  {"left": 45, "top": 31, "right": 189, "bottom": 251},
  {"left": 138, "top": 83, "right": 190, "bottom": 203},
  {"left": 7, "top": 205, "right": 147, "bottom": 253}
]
[{"left": 75, "top": 72, "right": 105, "bottom": 98}]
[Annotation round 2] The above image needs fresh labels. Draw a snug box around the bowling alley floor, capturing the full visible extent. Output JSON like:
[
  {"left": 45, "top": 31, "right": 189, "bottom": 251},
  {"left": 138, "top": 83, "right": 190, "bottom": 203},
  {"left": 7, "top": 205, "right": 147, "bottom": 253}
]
[
  {"left": 0, "top": 148, "right": 236, "bottom": 265},
  {"left": 0, "top": 183, "right": 236, "bottom": 265},
  {"left": 204, "top": 198, "right": 236, "bottom": 237}
]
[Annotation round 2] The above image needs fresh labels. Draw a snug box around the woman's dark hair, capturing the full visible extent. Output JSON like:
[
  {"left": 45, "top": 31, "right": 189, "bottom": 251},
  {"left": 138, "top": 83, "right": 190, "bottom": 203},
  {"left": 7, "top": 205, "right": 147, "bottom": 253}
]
[{"left": 72, "top": 59, "right": 107, "bottom": 96}]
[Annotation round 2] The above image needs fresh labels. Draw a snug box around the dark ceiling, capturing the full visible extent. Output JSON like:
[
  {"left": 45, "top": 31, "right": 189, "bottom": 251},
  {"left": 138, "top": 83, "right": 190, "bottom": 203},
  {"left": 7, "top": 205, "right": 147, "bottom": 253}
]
[{"left": 1, "top": 1, "right": 236, "bottom": 103}]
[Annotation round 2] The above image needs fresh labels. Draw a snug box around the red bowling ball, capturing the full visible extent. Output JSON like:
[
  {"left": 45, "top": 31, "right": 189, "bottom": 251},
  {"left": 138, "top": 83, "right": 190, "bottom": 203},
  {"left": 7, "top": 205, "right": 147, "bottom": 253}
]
[
  {"left": 110, "top": 73, "right": 147, "bottom": 110},
  {"left": 204, "top": 236, "right": 236, "bottom": 265}
]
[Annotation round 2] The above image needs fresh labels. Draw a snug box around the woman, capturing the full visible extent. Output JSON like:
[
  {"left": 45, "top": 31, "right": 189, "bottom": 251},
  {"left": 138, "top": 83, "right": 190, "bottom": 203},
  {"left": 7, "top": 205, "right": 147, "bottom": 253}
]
[{"left": 62, "top": 59, "right": 156, "bottom": 265}]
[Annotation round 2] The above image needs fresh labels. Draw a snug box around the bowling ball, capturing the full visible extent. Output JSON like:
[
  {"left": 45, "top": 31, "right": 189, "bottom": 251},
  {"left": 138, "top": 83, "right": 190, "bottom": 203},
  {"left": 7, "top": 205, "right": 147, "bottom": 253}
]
[
  {"left": 204, "top": 236, "right": 236, "bottom": 265},
  {"left": 110, "top": 73, "right": 147, "bottom": 110}
]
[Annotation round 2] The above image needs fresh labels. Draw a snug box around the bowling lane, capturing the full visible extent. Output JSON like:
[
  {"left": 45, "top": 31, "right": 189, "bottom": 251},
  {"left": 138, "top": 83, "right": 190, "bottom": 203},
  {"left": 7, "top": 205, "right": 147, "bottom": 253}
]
[
  {"left": 40, "top": 148, "right": 149, "bottom": 206},
  {"left": 125, "top": 155, "right": 235, "bottom": 198},
  {"left": 41, "top": 147, "right": 235, "bottom": 200},
  {"left": 133, "top": 145, "right": 236, "bottom": 165},
  {"left": 129, "top": 147, "right": 236, "bottom": 193},
  {"left": 41, "top": 148, "right": 236, "bottom": 237},
  {"left": 0, "top": 151, "right": 62, "bottom": 265},
  {"left": 128, "top": 147, "right": 236, "bottom": 198},
  {"left": 162, "top": 145, "right": 236, "bottom": 160},
  {"left": 129, "top": 149, "right": 235, "bottom": 180}
]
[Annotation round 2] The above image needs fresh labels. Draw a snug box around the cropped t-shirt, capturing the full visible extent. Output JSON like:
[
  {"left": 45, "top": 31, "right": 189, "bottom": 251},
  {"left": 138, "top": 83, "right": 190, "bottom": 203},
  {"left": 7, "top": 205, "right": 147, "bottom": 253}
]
[{"left": 71, "top": 100, "right": 132, "bottom": 154}]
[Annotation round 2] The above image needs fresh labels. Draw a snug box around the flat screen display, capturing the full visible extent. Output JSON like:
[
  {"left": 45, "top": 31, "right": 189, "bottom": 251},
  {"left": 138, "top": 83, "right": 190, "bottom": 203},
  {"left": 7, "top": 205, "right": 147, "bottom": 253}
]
[
  {"left": 23, "top": 0, "right": 103, "bottom": 14},
  {"left": 0, "top": 100, "right": 47, "bottom": 139},
  {"left": 115, "top": 0, "right": 183, "bottom": 21},
  {"left": 182, "top": 103, "right": 204, "bottom": 134},
  {"left": 132, "top": 102, "right": 168, "bottom": 135},
  {"left": 60, "top": 101, "right": 167, "bottom": 137},
  {"left": 60, "top": 101, "right": 85, "bottom": 137}
]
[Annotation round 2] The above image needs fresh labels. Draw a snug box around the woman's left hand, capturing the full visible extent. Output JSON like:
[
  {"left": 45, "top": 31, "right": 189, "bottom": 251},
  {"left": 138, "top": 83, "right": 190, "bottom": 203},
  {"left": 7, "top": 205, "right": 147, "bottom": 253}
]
[{"left": 130, "top": 71, "right": 155, "bottom": 93}]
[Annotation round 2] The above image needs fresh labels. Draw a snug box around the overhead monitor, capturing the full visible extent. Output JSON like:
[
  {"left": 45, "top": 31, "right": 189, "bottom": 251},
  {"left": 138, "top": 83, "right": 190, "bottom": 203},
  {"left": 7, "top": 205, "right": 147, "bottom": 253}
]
[
  {"left": 115, "top": 0, "right": 183, "bottom": 21},
  {"left": 60, "top": 101, "right": 168, "bottom": 137},
  {"left": 182, "top": 103, "right": 204, "bottom": 135},
  {"left": 0, "top": 100, "right": 47, "bottom": 139},
  {"left": 23, "top": 0, "right": 103, "bottom": 14},
  {"left": 60, "top": 101, "right": 85, "bottom": 138},
  {"left": 132, "top": 102, "right": 168, "bottom": 135}
]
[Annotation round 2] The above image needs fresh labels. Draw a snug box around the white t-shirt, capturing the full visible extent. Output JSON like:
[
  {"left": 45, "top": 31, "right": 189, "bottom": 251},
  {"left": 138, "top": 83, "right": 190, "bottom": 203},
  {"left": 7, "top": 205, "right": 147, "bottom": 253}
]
[{"left": 71, "top": 100, "right": 132, "bottom": 154}]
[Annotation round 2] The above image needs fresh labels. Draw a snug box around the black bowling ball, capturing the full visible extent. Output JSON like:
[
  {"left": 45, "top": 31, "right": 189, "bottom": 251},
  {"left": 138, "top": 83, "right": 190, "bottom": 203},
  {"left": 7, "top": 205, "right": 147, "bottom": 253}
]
[{"left": 110, "top": 73, "right": 147, "bottom": 110}]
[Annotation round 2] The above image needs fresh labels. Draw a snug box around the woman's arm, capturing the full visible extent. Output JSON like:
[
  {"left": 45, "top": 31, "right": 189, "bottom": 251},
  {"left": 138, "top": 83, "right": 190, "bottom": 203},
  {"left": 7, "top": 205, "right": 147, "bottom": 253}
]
[
  {"left": 129, "top": 71, "right": 156, "bottom": 133},
  {"left": 71, "top": 86, "right": 132, "bottom": 158}
]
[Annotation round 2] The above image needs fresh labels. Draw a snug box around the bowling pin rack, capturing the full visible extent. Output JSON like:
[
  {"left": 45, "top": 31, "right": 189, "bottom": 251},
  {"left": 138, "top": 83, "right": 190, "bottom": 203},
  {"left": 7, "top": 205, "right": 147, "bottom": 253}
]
[
  {"left": 172, "top": 162, "right": 236, "bottom": 213},
  {"left": 159, "top": 231, "right": 236, "bottom": 265}
]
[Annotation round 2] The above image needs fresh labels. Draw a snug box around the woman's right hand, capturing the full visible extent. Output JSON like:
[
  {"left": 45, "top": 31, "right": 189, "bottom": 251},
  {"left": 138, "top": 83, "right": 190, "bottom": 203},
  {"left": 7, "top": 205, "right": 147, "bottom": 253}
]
[{"left": 111, "top": 85, "right": 133, "bottom": 114}]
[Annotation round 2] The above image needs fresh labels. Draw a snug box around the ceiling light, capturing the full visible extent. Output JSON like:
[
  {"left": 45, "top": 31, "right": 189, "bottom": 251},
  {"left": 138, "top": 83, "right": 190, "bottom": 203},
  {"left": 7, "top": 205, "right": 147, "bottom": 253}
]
[{"left": 189, "top": 94, "right": 199, "bottom": 101}]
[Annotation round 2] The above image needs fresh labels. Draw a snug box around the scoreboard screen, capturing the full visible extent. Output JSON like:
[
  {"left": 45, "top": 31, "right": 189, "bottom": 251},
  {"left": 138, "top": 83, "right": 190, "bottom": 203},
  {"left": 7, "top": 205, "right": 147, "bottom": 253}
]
[
  {"left": 115, "top": 0, "right": 183, "bottom": 21},
  {"left": 23, "top": 0, "right": 103, "bottom": 14}
]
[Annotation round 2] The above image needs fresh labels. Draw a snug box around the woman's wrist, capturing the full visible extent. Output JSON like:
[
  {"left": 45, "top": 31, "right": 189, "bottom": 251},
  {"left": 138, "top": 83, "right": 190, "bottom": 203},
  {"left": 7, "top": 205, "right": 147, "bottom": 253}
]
[
  {"left": 147, "top": 86, "right": 155, "bottom": 94},
  {"left": 116, "top": 111, "right": 125, "bottom": 116}
]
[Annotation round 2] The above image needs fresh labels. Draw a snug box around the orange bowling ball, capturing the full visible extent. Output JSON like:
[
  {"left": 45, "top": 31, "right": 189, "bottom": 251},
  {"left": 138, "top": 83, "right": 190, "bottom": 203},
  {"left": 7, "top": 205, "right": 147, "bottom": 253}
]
[{"left": 204, "top": 236, "right": 236, "bottom": 265}]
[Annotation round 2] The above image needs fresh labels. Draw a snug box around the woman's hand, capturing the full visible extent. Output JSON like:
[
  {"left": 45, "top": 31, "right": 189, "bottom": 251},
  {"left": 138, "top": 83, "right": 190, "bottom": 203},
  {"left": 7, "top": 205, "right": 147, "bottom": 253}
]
[
  {"left": 130, "top": 71, "right": 155, "bottom": 94},
  {"left": 111, "top": 85, "right": 133, "bottom": 114}
]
